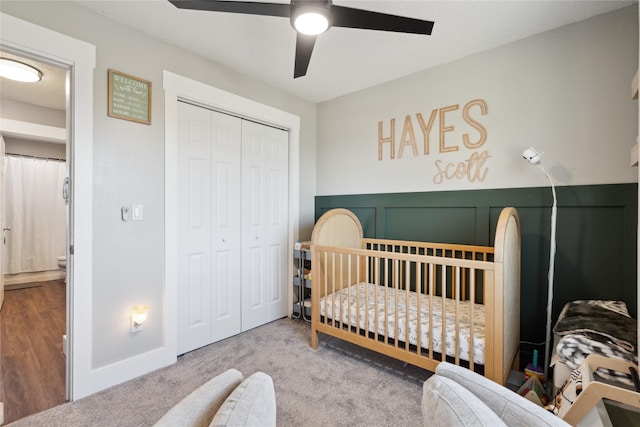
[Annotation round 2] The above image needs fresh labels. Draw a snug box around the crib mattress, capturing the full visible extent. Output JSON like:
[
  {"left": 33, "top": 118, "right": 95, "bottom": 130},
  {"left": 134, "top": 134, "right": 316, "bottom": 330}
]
[{"left": 319, "top": 282, "right": 486, "bottom": 364}]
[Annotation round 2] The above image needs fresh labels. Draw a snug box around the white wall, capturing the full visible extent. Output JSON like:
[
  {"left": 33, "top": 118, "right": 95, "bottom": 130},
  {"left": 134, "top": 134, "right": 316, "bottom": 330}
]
[
  {"left": 0, "top": 0, "right": 317, "bottom": 376},
  {"left": 4, "top": 137, "right": 66, "bottom": 160},
  {"left": 317, "top": 6, "right": 638, "bottom": 196}
]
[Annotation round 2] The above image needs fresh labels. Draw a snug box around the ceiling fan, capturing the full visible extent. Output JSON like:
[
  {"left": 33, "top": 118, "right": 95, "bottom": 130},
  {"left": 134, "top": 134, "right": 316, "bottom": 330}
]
[{"left": 168, "top": 0, "right": 434, "bottom": 78}]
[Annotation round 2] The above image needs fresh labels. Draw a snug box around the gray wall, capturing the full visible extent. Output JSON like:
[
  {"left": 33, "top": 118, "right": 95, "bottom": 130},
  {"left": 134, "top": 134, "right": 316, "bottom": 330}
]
[
  {"left": 1, "top": 0, "right": 317, "bottom": 369},
  {"left": 316, "top": 6, "right": 638, "bottom": 196}
]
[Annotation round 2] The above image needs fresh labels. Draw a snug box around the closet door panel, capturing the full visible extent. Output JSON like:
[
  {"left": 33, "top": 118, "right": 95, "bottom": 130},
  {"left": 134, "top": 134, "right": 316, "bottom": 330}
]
[
  {"left": 241, "top": 124, "right": 268, "bottom": 330},
  {"left": 210, "top": 111, "right": 242, "bottom": 342},
  {"left": 247, "top": 245, "right": 265, "bottom": 307},
  {"left": 210, "top": 112, "right": 242, "bottom": 342},
  {"left": 178, "top": 102, "right": 213, "bottom": 355},
  {"left": 265, "top": 128, "right": 289, "bottom": 320}
]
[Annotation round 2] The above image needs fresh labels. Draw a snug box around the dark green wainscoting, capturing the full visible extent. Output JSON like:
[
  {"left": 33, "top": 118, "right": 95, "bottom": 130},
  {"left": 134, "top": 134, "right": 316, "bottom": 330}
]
[{"left": 315, "top": 183, "right": 638, "bottom": 362}]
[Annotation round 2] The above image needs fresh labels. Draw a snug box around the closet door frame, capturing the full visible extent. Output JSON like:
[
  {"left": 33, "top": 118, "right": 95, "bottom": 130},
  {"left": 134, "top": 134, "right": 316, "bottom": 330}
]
[{"left": 163, "top": 71, "right": 300, "bottom": 356}]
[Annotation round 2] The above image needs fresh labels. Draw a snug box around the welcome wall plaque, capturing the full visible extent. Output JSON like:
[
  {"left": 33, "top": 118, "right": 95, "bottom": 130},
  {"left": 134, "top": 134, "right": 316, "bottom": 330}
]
[{"left": 108, "top": 69, "right": 151, "bottom": 125}]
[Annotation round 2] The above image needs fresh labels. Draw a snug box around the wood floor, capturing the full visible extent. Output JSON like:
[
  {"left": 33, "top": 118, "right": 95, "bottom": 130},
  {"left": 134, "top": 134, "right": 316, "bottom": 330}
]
[{"left": 0, "top": 280, "right": 66, "bottom": 424}]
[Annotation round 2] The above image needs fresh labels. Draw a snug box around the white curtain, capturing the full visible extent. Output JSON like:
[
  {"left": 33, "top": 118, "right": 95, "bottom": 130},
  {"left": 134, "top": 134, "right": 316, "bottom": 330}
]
[{"left": 4, "top": 155, "right": 67, "bottom": 274}]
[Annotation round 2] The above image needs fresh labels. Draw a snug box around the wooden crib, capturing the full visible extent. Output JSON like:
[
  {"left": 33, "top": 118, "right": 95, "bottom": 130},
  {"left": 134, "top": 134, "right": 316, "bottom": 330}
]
[{"left": 310, "top": 207, "right": 521, "bottom": 385}]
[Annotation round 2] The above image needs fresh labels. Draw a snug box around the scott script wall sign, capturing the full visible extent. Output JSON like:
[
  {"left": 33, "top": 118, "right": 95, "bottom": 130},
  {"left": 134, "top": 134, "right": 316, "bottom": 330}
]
[{"left": 108, "top": 69, "right": 152, "bottom": 125}]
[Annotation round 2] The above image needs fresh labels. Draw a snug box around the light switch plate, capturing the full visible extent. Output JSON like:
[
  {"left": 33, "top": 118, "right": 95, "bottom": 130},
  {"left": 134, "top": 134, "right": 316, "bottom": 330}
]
[{"left": 131, "top": 204, "right": 143, "bottom": 221}]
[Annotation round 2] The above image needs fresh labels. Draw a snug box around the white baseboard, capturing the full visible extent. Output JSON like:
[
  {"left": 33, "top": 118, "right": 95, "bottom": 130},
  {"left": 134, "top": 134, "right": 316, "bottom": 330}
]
[{"left": 4, "top": 270, "right": 65, "bottom": 286}]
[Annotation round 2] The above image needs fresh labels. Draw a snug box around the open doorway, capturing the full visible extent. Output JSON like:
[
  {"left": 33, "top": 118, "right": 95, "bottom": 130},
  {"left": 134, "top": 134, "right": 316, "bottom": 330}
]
[{"left": 0, "top": 51, "right": 69, "bottom": 423}]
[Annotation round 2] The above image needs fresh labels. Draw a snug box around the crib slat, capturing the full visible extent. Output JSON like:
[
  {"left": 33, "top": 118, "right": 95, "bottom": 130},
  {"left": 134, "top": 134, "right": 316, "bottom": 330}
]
[
  {"left": 454, "top": 266, "right": 460, "bottom": 366},
  {"left": 416, "top": 260, "right": 422, "bottom": 356},
  {"left": 387, "top": 259, "right": 402, "bottom": 347},
  {"left": 374, "top": 255, "right": 380, "bottom": 343},
  {"left": 461, "top": 256, "right": 467, "bottom": 301},
  {"left": 323, "top": 251, "right": 328, "bottom": 327},
  {"left": 355, "top": 255, "right": 361, "bottom": 336},
  {"left": 469, "top": 268, "right": 475, "bottom": 370},
  {"left": 345, "top": 254, "right": 350, "bottom": 328},
  {"left": 363, "top": 255, "right": 368, "bottom": 339},
  {"left": 441, "top": 265, "right": 447, "bottom": 362},
  {"left": 428, "top": 263, "right": 434, "bottom": 360},
  {"left": 404, "top": 259, "right": 410, "bottom": 351},
  {"left": 331, "top": 252, "right": 336, "bottom": 328}
]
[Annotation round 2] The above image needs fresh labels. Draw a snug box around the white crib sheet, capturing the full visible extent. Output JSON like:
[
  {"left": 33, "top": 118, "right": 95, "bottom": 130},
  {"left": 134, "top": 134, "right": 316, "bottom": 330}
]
[{"left": 319, "top": 282, "right": 486, "bottom": 364}]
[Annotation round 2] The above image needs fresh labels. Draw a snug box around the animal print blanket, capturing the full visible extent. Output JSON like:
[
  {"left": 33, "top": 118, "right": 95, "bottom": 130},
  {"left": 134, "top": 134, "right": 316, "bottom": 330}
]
[
  {"left": 553, "top": 300, "right": 636, "bottom": 353},
  {"left": 553, "top": 300, "right": 638, "bottom": 385}
]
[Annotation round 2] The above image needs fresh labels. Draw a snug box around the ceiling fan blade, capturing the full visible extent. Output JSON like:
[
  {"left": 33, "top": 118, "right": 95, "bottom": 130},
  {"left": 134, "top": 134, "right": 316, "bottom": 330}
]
[
  {"left": 168, "top": 0, "right": 290, "bottom": 18},
  {"left": 331, "top": 5, "right": 434, "bottom": 35},
  {"left": 294, "top": 33, "right": 316, "bottom": 78}
]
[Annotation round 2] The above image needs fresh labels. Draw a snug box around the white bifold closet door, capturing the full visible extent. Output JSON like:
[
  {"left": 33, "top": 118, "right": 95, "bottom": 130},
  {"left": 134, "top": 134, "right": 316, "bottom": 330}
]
[
  {"left": 241, "top": 120, "right": 289, "bottom": 331},
  {"left": 177, "top": 101, "right": 289, "bottom": 355}
]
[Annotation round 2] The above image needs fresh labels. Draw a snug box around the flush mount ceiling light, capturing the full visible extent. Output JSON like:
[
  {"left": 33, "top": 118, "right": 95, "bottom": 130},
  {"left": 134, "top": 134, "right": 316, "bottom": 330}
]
[
  {"left": 291, "top": 2, "right": 331, "bottom": 35},
  {"left": 0, "top": 58, "right": 42, "bottom": 83}
]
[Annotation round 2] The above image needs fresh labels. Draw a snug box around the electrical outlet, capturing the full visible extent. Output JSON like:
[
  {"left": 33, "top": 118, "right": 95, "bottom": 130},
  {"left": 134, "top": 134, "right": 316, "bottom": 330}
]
[{"left": 121, "top": 206, "right": 130, "bottom": 221}]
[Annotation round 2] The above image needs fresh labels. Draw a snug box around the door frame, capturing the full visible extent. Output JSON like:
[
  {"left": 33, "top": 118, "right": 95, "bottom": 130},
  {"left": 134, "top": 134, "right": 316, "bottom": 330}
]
[
  {"left": 1, "top": 12, "right": 95, "bottom": 400},
  {"left": 163, "top": 71, "right": 300, "bottom": 355}
]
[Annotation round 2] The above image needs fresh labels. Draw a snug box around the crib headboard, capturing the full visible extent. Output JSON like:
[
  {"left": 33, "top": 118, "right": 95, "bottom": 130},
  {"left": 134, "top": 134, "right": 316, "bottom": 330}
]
[
  {"left": 491, "top": 207, "right": 521, "bottom": 383},
  {"left": 311, "top": 209, "right": 364, "bottom": 299},
  {"left": 311, "top": 208, "right": 363, "bottom": 248}
]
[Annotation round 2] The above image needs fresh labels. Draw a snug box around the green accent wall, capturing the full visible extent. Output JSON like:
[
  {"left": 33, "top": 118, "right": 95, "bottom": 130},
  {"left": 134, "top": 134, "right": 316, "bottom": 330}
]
[{"left": 315, "top": 183, "right": 638, "bottom": 351}]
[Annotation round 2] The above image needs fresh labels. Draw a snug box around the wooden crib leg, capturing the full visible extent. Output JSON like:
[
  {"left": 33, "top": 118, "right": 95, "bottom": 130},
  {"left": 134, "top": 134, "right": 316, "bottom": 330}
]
[{"left": 311, "top": 327, "right": 319, "bottom": 349}]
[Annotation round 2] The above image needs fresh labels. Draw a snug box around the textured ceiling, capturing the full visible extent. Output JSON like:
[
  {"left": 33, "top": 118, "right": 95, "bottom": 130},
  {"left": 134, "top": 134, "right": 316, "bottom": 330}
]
[
  {"left": 0, "top": 0, "right": 636, "bottom": 111},
  {"left": 0, "top": 51, "right": 67, "bottom": 111},
  {"left": 77, "top": 0, "right": 635, "bottom": 102}
]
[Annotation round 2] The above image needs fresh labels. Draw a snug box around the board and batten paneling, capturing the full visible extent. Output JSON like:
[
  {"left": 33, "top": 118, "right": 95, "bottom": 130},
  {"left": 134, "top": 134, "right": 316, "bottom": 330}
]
[{"left": 316, "top": 183, "right": 638, "bottom": 352}]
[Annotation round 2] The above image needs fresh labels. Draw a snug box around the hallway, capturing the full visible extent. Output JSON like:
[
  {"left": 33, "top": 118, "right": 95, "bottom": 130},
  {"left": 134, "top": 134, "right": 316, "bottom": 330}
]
[{"left": 0, "top": 280, "right": 66, "bottom": 423}]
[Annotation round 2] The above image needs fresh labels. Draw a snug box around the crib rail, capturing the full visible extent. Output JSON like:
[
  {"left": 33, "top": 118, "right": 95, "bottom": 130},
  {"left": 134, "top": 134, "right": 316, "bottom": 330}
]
[
  {"left": 363, "top": 238, "right": 494, "bottom": 302},
  {"left": 311, "top": 243, "right": 496, "bottom": 374}
]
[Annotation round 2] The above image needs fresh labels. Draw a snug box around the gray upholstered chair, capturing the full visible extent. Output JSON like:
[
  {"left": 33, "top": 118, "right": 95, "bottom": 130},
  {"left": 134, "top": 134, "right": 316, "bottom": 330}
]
[{"left": 422, "top": 362, "right": 570, "bottom": 427}]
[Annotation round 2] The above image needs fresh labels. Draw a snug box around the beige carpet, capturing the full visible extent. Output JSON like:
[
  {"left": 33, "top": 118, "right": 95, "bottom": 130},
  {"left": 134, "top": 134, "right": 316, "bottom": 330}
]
[{"left": 9, "top": 318, "right": 431, "bottom": 426}]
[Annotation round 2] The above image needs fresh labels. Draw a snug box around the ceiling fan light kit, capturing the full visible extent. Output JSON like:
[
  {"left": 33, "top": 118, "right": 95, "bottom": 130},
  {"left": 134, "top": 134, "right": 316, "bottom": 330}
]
[
  {"left": 291, "top": 1, "right": 331, "bottom": 35},
  {"left": 169, "top": 0, "right": 434, "bottom": 78}
]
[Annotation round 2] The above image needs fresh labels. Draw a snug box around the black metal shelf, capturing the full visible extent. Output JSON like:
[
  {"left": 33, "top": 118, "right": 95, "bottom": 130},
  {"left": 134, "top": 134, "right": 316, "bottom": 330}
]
[{"left": 292, "top": 246, "right": 311, "bottom": 322}]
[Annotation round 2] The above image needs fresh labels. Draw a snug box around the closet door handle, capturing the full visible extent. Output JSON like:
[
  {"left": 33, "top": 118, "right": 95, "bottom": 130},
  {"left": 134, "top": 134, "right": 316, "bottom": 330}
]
[{"left": 62, "top": 177, "right": 69, "bottom": 204}]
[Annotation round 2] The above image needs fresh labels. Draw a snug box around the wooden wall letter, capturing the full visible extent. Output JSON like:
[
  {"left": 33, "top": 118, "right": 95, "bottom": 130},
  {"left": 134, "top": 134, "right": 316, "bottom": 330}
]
[
  {"left": 398, "top": 115, "right": 418, "bottom": 158},
  {"left": 463, "top": 99, "right": 488, "bottom": 149},
  {"left": 439, "top": 104, "right": 459, "bottom": 153},
  {"left": 416, "top": 110, "right": 437, "bottom": 155},
  {"left": 378, "top": 119, "right": 396, "bottom": 160}
]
